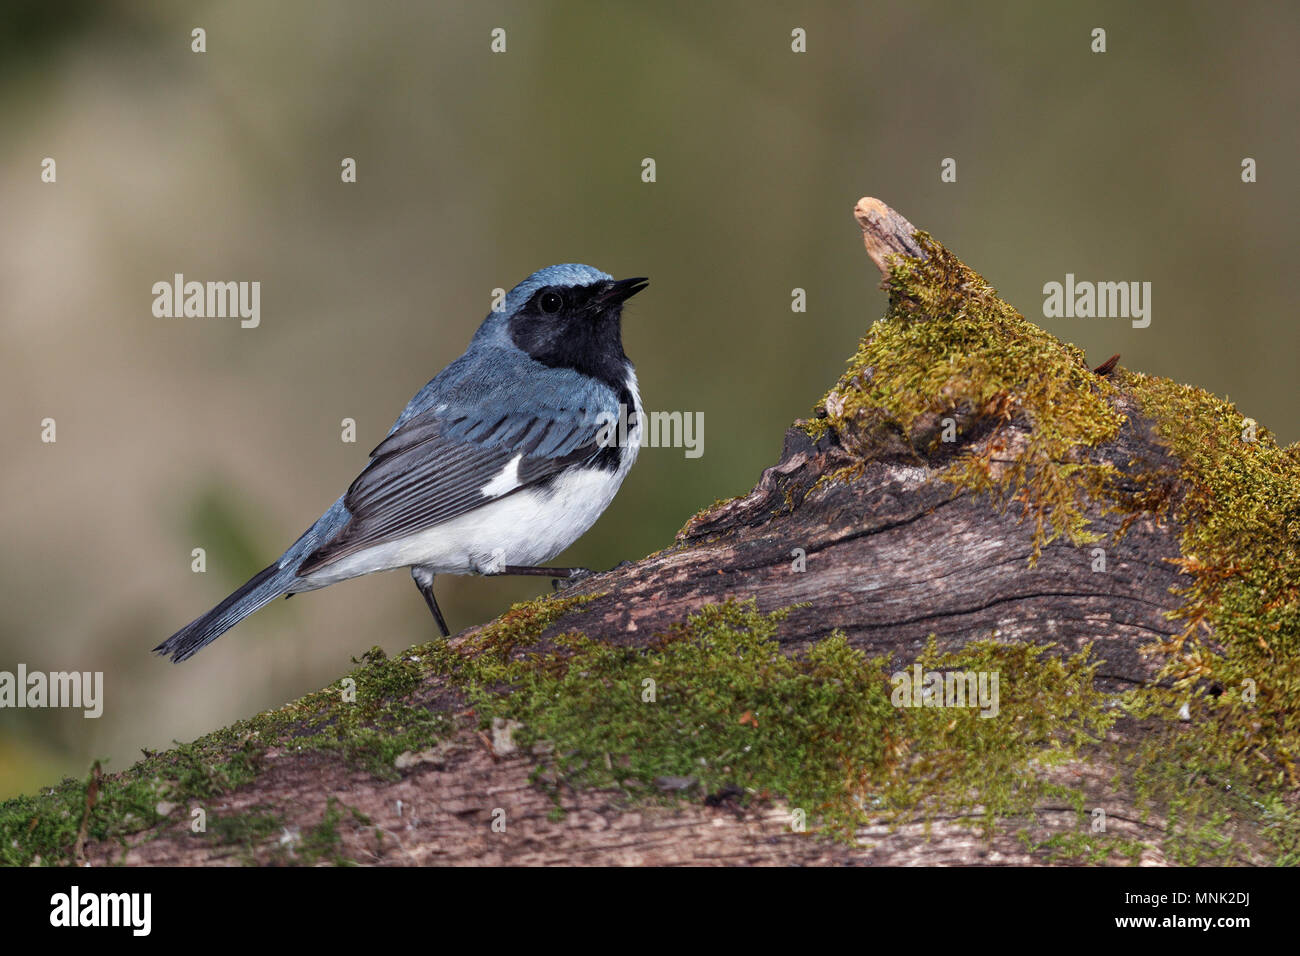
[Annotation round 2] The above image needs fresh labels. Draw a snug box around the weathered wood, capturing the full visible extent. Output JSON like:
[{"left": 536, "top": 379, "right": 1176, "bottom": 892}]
[
  {"left": 552, "top": 404, "right": 1184, "bottom": 691},
  {"left": 88, "top": 725, "right": 1187, "bottom": 866},
  {"left": 855, "top": 196, "right": 928, "bottom": 275}
]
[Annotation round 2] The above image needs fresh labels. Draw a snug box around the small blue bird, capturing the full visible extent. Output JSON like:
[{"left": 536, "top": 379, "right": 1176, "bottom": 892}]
[{"left": 155, "top": 264, "right": 648, "bottom": 662}]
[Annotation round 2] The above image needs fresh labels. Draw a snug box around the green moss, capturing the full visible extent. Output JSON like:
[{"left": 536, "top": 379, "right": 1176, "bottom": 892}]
[
  {"left": 0, "top": 592, "right": 594, "bottom": 865},
  {"left": 256, "top": 646, "right": 452, "bottom": 779},
  {"left": 459, "top": 598, "right": 1115, "bottom": 837},
  {"left": 1019, "top": 830, "right": 1148, "bottom": 866},
  {"left": 1122, "top": 372, "right": 1300, "bottom": 786},
  {"left": 0, "top": 765, "right": 165, "bottom": 866},
  {"left": 275, "top": 798, "right": 370, "bottom": 866},
  {"left": 183, "top": 593, "right": 595, "bottom": 789},
  {"left": 204, "top": 798, "right": 370, "bottom": 866},
  {"left": 1113, "top": 697, "right": 1300, "bottom": 865},
  {"left": 166, "top": 736, "right": 267, "bottom": 800},
  {"left": 189, "top": 594, "right": 596, "bottom": 783},
  {"left": 202, "top": 807, "right": 284, "bottom": 863},
  {"left": 452, "top": 593, "right": 597, "bottom": 664},
  {"left": 813, "top": 235, "right": 1125, "bottom": 560}
]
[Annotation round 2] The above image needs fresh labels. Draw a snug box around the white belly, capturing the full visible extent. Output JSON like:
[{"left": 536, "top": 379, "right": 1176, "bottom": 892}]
[{"left": 298, "top": 375, "right": 642, "bottom": 587}]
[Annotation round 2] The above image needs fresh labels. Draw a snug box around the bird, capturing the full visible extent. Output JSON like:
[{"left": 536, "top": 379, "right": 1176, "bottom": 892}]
[{"left": 155, "top": 264, "right": 648, "bottom": 662}]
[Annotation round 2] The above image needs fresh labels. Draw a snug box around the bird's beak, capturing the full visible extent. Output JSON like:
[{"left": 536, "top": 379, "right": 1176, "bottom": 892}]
[{"left": 597, "top": 277, "right": 649, "bottom": 306}]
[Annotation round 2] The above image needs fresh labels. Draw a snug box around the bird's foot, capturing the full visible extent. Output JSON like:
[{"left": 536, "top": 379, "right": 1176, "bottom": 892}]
[
  {"left": 551, "top": 567, "right": 594, "bottom": 592},
  {"left": 550, "top": 561, "right": 635, "bottom": 591}
]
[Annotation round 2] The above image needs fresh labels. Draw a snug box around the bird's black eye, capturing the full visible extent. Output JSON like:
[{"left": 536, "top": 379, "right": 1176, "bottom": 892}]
[{"left": 539, "top": 291, "right": 563, "bottom": 314}]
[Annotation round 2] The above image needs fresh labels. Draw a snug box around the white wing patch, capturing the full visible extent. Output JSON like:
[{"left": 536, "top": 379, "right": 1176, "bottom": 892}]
[{"left": 480, "top": 453, "right": 522, "bottom": 498}]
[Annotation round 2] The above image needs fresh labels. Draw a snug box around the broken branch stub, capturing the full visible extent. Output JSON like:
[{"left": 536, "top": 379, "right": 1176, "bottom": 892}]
[{"left": 854, "top": 197, "right": 928, "bottom": 277}]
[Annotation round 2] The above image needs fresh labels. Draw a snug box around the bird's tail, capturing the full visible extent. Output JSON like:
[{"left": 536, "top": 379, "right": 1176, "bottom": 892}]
[{"left": 153, "top": 562, "right": 289, "bottom": 663}]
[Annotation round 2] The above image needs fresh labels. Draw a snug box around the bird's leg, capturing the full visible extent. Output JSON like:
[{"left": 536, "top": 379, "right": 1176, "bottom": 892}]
[
  {"left": 410, "top": 567, "right": 450, "bottom": 637},
  {"left": 500, "top": 565, "right": 591, "bottom": 578},
  {"left": 498, "top": 565, "right": 593, "bottom": 592},
  {"left": 499, "top": 563, "right": 637, "bottom": 590}
]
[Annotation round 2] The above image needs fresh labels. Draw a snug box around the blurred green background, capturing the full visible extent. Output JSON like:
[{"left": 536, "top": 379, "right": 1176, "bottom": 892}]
[{"left": 1, "top": 1, "right": 1296, "bottom": 797}]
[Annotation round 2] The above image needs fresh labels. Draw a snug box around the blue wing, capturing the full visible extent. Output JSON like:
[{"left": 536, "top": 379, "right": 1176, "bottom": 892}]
[{"left": 296, "top": 349, "right": 620, "bottom": 574}]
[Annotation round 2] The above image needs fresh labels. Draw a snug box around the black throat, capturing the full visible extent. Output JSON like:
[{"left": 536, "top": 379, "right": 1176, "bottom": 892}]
[{"left": 508, "top": 283, "right": 633, "bottom": 397}]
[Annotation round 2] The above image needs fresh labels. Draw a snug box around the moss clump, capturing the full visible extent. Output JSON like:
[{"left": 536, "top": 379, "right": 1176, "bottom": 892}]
[
  {"left": 0, "top": 593, "right": 595, "bottom": 865},
  {"left": 1119, "top": 710, "right": 1300, "bottom": 865},
  {"left": 462, "top": 599, "right": 1114, "bottom": 837},
  {"left": 201, "top": 808, "right": 284, "bottom": 863},
  {"left": 250, "top": 645, "right": 452, "bottom": 779},
  {"left": 0, "top": 732, "right": 275, "bottom": 867},
  {"left": 1020, "top": 830, "right": 1149, "bottom": 866},
  {"left": 0, "top": 766, "right": 163, "bottom": 867},
  {"left": 204, "top": 798, "right": 371, "bottom": 866},
  {"left": 800, "top": 230, "right": 1300, "bottom": 823},
  {"left": 187, "top": 593, "right": 596, "bottom": 783},
  {"left": 1123, "top": 372, "right": 1300, "bottom": 785},
  {"left": 269, "top": 797, "right": 370, "bottom": 866},
  {"left": 814, "top": 235, "right": 1125, "bottom": 559},
  {"left": 451, "top": 593, "right": 598, "bottom": 666}
]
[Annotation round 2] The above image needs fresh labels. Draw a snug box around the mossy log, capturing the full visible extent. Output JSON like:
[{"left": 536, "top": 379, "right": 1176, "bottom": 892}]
[
  {"left": 8, "top": 199, "right": 1298, "bottom": 867},
  {"left": 556, "top": 199, "right": 1189, "bottom": 691}
]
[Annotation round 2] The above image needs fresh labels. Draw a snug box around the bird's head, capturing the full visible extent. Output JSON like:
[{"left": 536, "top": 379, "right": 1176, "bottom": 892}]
[{"left": 483, "top": 264, "right": 648, "bottom": 388}]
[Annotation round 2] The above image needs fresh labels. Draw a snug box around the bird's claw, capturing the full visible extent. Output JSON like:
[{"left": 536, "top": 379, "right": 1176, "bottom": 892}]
[{"left": 551, "top": 567, "right": 594, "bottom": 592}]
